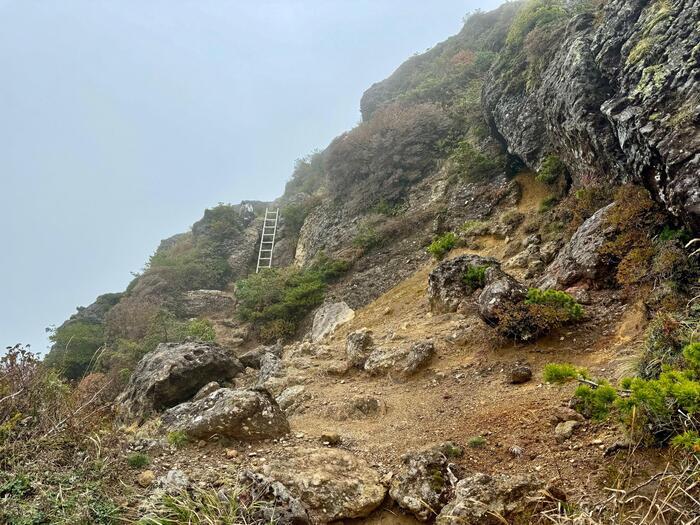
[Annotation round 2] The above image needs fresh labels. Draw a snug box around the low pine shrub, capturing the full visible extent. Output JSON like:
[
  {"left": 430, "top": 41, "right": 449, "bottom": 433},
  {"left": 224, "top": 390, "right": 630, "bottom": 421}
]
[
  {"left": 127, "top": 452, "right": 150, "bottom": 469},
  {"left": 543, "top": 363, "right": 588, "bottom": 384},
  {"left": 427, "top": 232, "right": 458, "bottom": 260},
  {"left": 525, "top": 288, "right": 583, "bottom": 320},
  {"left": 463, "top": 264, "right": 487, "bottom": 289},
  {"left": 573, "top": 382, "right": 618, "bottom": 421}
]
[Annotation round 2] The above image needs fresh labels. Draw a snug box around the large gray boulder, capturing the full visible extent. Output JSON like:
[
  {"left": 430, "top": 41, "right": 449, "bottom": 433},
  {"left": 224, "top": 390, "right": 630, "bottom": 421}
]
[
  {"left": 428, "top": 255, "right": 499, "bottom": 313},
  {"left": 311, "top": 302, "right": 355, "bottom": 342},
  {"left": 115, "top": 341, "right": 243, "bottom": 423},
  {"left": 436, "top": 473, "right": 542, "bottom": 524},
  {"left": 390, "top": 442, "right": 463, "bottom": 521},
  {"left": 539, "top": 204, "right": 616, "bottom": 289},
  {"left": 477, "top": 267, "right": 528, "bottom": 325},
  {"left": 363, "top": 341, "right": 435, "bottom": 376},
  {"left": 255, "top": 447, "right": 386, "bottom": 522},
  {"left": 161, "top": 387, "right": 289, "bottom": 440}
]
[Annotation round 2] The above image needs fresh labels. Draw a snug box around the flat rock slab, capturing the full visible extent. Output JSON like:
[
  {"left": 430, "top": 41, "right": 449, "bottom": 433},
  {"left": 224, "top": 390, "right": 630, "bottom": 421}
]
[
  {"left": 311, "top": 302, "right": 355, "bottom": 342},
  {"left": 256, "top": 447, "right": 387, "bottom": 522}
]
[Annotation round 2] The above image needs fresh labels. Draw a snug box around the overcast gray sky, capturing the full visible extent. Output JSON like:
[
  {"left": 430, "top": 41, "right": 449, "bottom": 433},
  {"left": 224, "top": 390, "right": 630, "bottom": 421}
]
[{"left": 0, "top": 0, "right": 501, "bottom": 354}]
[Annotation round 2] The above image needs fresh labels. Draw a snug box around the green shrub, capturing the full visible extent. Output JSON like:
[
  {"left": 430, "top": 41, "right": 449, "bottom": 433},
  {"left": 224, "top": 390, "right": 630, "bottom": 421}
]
[
  {"left": 538, "top": 195, "right": 558, "bottom": 213},
  {"left": 637, "top": 313, "right": 694, "bottom": 379},
  {"left": 353, "top": 224, "right": 382, "bottom": 251},
  {"left": 543, "top": 363, "right": 588, "bottom": 384},
  {"left": 467, "top": 436, "right": 486, "bottom": 448},
  {"left": 573, "top": 382, "right": 618, "bottom": 421},
  {"left": 448, "top": 140, "right": 503, "bottom": 182},
  {"left": 463, "top": 265, "right": 487, "bottom": 289},
  {"left": 525, "top": 289, "right": 583, "bottom": 320},
  {"left": 670, "top": 431, "right": 700, "bottom": 453},
  {"left": 427, "top": 232, "right": 458, "bottom": 260},
  {"left": 45, "top": 321, "right": 106, "bottom": 380},
  {"left": 235, "top": 257, "right": 348, "bottom": 343},
  {"left": 183, "top": 318, "right": 216, "bottom": 342},
  {"left": 683, "top": 342, "right": 700, "bottom": 369},
  {"left": 506, "top": 0, "right": 568, "bottom": 48},
  {"left": 127, "top": 453, "right": 150, "bottom": 469},
  {"left": 167, "top": 431, "right": 189, "bottom": 448},
  {"left": 658, "top": 225, "right": 691, "bottom": 243},
  {"left": 536, "top": 155, "right": 567, "bottom": 184}
]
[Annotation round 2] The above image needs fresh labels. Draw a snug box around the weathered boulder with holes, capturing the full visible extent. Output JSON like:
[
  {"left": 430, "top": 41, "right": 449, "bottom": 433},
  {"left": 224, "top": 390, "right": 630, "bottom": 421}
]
[
  {"left": 180, "top": 289, "right": 236, "bottom": 317},
  {"left": 429, "top": 254, "right": 500, "bottom": 313},
  {"left": 346, "top": 329, "right": 374, "bottom": 367},
  {"left": 363, "top": 341, "right": 435, "bottom": 376},
  {"left": 161, "top": 387, "right": 289, "bottom": 440},
  {"left": 255, "top": 447, "right": 386, "bottom": 522},
  {"left": 436, "top": 473, "right": 542, "bottom": 524},
  {"left": 115, "top": 341, "right": 243, "bottom": 423},
  {"left": 477, "top": 267, "right": 528, "bottom": 324},
  {"left": 311, "top": 302, "right": 355, "bottom": 342},
  {"left": 390, "top": 442, "right": 463, "bottom": 521},
  {"left": 238, "top": 470, "right": 310, "bottom": 525},
  {"left": 540, "top": 204, "right": 616, "bottom": 290}
]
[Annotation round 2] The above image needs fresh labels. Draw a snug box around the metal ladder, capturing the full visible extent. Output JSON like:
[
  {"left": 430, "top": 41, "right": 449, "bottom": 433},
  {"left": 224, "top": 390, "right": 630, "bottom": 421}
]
[{"left": 255, "top": 208, "right": 279, "bottom": 273}]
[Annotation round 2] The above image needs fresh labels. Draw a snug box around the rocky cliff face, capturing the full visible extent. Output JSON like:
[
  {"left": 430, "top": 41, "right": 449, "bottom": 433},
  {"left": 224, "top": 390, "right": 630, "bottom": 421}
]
[{"left": 483, "top": 0, "right": 700, "bottom": 230}]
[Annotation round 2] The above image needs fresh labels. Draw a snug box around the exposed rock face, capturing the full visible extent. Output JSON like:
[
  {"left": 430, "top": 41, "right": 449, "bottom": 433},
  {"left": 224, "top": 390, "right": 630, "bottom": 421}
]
[
  {"left": 311, "top": 302, "right": 355, "bottom": 342},
  {"left": 390, "top": 442, "right": 463, "bottom": 521},
  {"left": 275, "top": 385, "right": 310, "bottom": 416},
  {"left": 255, "top": 447, "right": 387, "bottom": 522},
  {"left": 115, "top": 342, "right": 243, "bottom": 423},
  {"left": 428, "top": 255, "right": 500, "bottom": 313},
  {"left": 477, "top": 267, "right": 528, "bottom": 324},
  {"left": 436, "top": 473, "right": 542, "bottom": 524},
  {"left": 484, "top": 1, "right": 700, "bottom": 231},
  {"left": 180, "top": 290, "right": 235, "bottom": 317},
  {"left": 346, "top": 329, "right": 375, "bottom": 367},
  {"left": 238, "top": 470, "right": 310, "bottom": 525},
  {"left": 161, "top": 387, "right": 289, "bottom": 440},
  {"left": 539, "top": 204, "right": 616, "bottom": 290}
]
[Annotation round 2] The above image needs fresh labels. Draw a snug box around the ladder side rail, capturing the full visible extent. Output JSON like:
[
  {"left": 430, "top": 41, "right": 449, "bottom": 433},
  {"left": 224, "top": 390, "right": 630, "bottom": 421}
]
[
  {"left": 267, "top": 208, "right": 280, "bottom": 269},
  {"left": 255, "top": 208, "right": 269, "bottom": 273}
]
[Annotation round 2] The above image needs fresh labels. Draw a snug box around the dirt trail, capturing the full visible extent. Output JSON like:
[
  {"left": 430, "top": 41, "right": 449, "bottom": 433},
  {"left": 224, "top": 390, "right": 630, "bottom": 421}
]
[{"left": 165, "top": 174, "right": 656, "bottom": 523}]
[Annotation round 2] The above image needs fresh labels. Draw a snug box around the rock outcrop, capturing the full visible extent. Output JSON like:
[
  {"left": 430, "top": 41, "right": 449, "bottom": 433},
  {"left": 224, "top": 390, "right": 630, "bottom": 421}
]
[
  {"left": 180, "top": 289, "right": 235, "bottom": 317},
  {"left": 477, "top": 267, "right": 528, "bottom": 324},
  {"left": 436, "top": 473, "right": 542, "bottom": 524},
  {"left": 539, "top": 204, "right": 616, "bottom": 289},
  {"left": 346, "top": 329, "right": 375, "bottom": 367},
  {"left": 238, "top": 470, "right": 311, "bottom": 525},
  {"left": 390, "top": 442, "right": 463, "bottom": 521},
  {"left": 484, "top": 0, "right": 700, "bottom": 231},
  {"left": 255, "top": 447, "right": 386, "bottom": 522},
  {"left": 428, "top": 255, "right": 500, "bottom": 313},
  {"left": 115, "top": 341, "right": 243, "bottom": 423},
  {"left": 161, "top": 387, "right": 289, "bottom": 440}
]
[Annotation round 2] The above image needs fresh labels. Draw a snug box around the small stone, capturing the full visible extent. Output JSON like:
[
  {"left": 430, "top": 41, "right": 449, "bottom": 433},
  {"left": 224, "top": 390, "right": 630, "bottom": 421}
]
[
  {"left": 320, "top": 432, "right": 341, "bottom": 446},
  {"left": 137, "top": 470, "right": 156, "bottom": 487},
  {"left": 197, "top": 440, "right": 207, "bottom": 448},
  {"left": 225, "top": 448, "right": 239, "bottom": 459},
  {"left": 510, "top": 364, "right": 532, "bottom": 384},
  {"left": 555, "top": 420, "right": 580, "bottom": 443}
]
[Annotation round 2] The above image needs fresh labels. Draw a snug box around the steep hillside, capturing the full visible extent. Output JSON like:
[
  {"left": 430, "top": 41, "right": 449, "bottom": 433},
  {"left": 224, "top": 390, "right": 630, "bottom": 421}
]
[{"left": 3, "top": 1, "right": 699, "bottom": 524}]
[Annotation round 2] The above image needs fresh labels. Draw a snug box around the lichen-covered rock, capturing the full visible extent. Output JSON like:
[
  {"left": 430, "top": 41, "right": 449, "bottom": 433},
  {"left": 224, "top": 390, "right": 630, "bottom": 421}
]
[
  {"left": 192, "top": 381, "right": 221, "bottom": 401},
  {"left": 403, "top": 341, "right": 436, "bottom": 375},
  {"left": 238, "top": 470, "right": 310, "bottom": 525},
  {"left": 390, "top": 442, "right": 463, "bottom": 521},
  {"left": 115, "top": 342, "right": 243, "bottom": 423},
  {"left": 276, "top": 385, "right": 311, "bottom": 415},
  {"left": 539, "top": 204, "right": 616, "bottom": 290},
  {"left": 346, "top": 329, "right": 375, "bottom": 367},
  {"left": 477, "top": 267, "right": 528, "bottom": 324},
  {"left": 255, "top": 447, "right": 386, "bottom": 522},
  {"left": 428, "top": 255, "right": 500, "bottom": 313},
  {"left": 436, "top": 473, "right": 542, "bottom": 524},
  {"left": 484, "top": 1, "right": 700, "bottom": 231},
  {"left": 180, "top": 289, "right": 235, "bottom": 317},
  {"left": 311, "top": 301, "right": 355, "bottom": 342},
  {"left": 161, "top": 387, "right": 289, "bottom": 440},
  {"left": 257, "top": 352, "right": 284, "bottom": 386}
]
